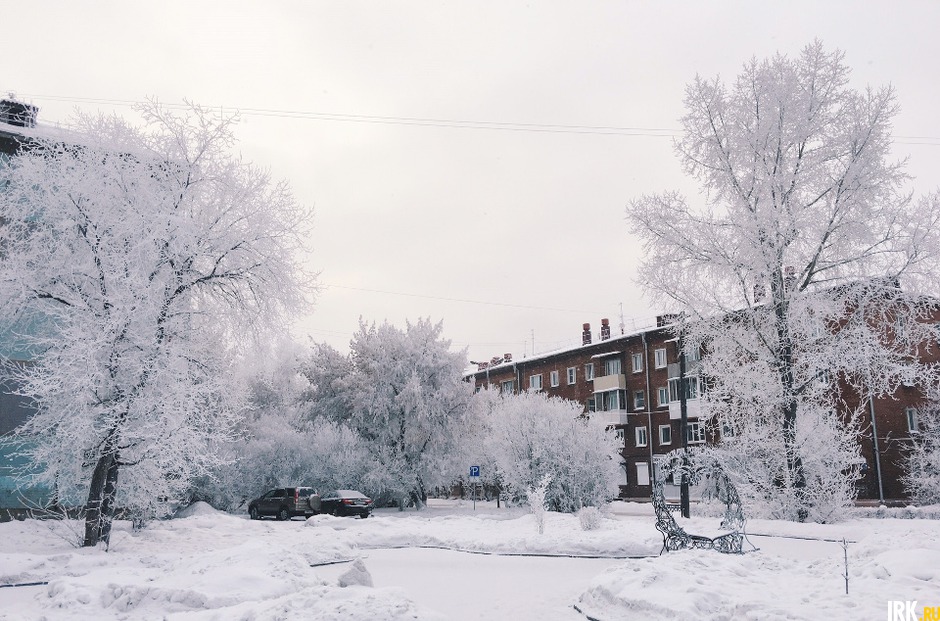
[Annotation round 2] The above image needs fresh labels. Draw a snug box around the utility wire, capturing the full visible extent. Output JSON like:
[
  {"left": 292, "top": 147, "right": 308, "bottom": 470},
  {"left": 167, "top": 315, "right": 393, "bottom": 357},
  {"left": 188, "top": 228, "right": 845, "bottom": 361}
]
[
  {"left": 322, "top": 283, "right": 608, "bottom": 314},
  {"left": 5, "top": 92, "right": 679, "bottom": 137},
  {"left": 11, "top": 91, "right": 940, "bottom": 144}
]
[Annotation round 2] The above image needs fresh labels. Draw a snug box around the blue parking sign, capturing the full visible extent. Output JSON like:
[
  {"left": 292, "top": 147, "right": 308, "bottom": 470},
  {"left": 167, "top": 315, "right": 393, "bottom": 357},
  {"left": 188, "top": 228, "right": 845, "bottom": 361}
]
[{"left": 469, "top": 466, "right": 480, "bottom": 478}]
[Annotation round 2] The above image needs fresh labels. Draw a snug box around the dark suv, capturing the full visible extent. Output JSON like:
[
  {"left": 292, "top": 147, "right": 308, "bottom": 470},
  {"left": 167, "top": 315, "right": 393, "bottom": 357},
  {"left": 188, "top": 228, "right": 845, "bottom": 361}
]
[{"left": 248, "top": 487, "right": 321, "bottom": 520}]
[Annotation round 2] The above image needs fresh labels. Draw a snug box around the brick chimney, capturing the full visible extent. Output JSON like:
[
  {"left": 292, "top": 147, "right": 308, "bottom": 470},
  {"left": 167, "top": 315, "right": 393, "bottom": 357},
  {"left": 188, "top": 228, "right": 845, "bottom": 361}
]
[
  {"left": 582, "top": 323, "right": 592, "bottom": 345},
  {"left": 600, "top": 318, "right": 611, "bottom": 341}
]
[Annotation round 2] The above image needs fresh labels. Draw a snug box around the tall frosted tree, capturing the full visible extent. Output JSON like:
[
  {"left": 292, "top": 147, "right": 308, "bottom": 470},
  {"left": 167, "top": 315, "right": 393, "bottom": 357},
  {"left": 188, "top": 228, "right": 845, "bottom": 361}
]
[
  {"left": 303, "top": 318, "right": 473, "bottom": 507},
  {"left": 0, "top": 102, "right": 313, "bottom": 545},
  {"left": 628, "top": 42, "right": 940, "bottom": 520}
]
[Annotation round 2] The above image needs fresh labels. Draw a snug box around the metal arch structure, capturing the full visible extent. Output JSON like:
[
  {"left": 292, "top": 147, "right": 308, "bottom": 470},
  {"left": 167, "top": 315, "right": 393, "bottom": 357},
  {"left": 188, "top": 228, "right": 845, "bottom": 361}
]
[{"left": 651, "top": 449, "right": 745, "bottom": 554}]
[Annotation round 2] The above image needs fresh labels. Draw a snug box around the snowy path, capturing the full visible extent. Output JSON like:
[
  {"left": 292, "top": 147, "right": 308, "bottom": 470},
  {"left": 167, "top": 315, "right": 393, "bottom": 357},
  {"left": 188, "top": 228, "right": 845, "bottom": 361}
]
[{"left": 316, "top": 547, "right": 623, "bottom": 621}]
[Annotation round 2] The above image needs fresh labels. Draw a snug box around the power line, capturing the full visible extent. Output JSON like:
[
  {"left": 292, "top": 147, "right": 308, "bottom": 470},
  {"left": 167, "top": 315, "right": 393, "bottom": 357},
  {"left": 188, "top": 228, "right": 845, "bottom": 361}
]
[
  {"left": 10, "top": 91, "right": 940, "bottom": 145},
  {"left": 321, "top": 283, "right": 608, "bottom": 314},
  {"left": 5, "top": 92, "right": 680, "bottom": 137}
]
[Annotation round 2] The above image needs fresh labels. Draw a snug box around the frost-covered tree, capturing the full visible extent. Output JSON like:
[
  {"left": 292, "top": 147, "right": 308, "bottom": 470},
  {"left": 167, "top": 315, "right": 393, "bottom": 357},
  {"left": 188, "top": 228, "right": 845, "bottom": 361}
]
[
  {"left": 902, "top": 400, "right": 940, "bottom": 504},
  {"left": 627, "top": 42, "right": 940, "bottom": 521},
  {"left": 0, "top": 102, "right": 312, "bottom": 545},
  {"left": 191, "top": 343, "right": 390, "bottom": 511},
  {"left": 472, "top": 389, "right": 621, "bottom": 512},
  {"left": 303, "top": 318, "right": 473, "bottom": 507}
]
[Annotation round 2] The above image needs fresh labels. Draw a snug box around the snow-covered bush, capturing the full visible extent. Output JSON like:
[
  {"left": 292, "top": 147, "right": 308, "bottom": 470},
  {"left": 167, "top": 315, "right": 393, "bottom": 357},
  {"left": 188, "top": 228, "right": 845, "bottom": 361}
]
[
  {"left": 711, "top": 403, "right": 862, "bottom": 523},
  {"left": 578, "top": 506, "right": 603, "bottom": 531},
  {"left": 191, "top": 348, "right": 391, "bottom": 510},
  {"left": 902, "top": 401, "right": 940, "bottom": 504},
  {"left": 473, "top": 389, "right": 621, "bottom": 513},
  {"left": 527, "top": 474, "right": 552, "bottom": 535}
]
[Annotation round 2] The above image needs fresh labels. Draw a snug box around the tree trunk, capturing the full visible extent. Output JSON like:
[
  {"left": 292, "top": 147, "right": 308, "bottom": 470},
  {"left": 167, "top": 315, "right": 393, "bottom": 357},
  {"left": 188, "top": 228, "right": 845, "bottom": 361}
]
[
  {"left": 82, "top": 450, "right": 120, "bottom": 547},
  {"left": 772, "top": 271, "right": 808, "bottom": 521}
]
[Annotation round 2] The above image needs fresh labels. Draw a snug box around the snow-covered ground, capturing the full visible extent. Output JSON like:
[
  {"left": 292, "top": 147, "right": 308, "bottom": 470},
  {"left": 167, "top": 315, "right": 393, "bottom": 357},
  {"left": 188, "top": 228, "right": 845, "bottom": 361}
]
[{"left": 0, "top": 499, "right": 937, "bottom": 620}]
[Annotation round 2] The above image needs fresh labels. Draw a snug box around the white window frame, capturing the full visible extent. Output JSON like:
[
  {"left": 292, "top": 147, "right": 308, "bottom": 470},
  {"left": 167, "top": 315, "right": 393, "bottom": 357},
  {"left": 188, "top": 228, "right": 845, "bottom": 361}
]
[
  {"left": 529, "top": 374, "right": 542, "bottom": 391},
  {"left": 500, "top": 379, "right": 514, "bottom": 394},
  {"left": 657, "top": 386, "right": 668, "bottom": 407},
  {"left": 550, "top": 370, "right": 560, "bottom": 388},
  {"left": 669, "top": 376, "right": 699, "bottom": 401},
  {"left": 906, "top": 407, "right": 919, "bottom": 433},
  {"left": 635, "top": 462, "right": 650, "bottom": 486},
  {"left": 635, "top": 426, "right": 648, "bottom": 447},
  {"left": 654, "top": 348, "right": 667, "bottom": 369},
  {"left": 687, "top": 421, "right": 706, "bottom": 444},
  {"left": 633, "top": 390, "right": 645, "bottom": 411},
  {"left": 631, "top": 353, "right": 643, "bottom": 373},
  {"left": 585, "top": 363, "right": 595, "bottom": 381},
  {"left": 597, "top": 389, "right": 625, "bottom": 412},
  {"left": 604, "top": 357, "right": 622, "bottom": 376},
  {"left": 567, "top": 367, "right": 577, "bottom": 385},
  {"left": 659, "top": 425, "right": 672, "bottom": 445}
]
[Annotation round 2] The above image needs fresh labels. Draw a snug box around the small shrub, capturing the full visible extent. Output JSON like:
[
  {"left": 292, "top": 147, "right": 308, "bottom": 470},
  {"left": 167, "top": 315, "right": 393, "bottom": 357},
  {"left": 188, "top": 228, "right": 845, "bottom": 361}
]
[
  {"left": 527, "top": 474, "right": 552, "bottom": 535},
  {"left": 578, "top": 506, "right": 602, "bottom": 531}
]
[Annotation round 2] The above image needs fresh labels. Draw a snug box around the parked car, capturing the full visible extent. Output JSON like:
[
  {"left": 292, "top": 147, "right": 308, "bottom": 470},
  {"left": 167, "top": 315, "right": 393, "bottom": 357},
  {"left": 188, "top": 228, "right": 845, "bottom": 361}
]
[
  {"left": 319, "top": 490, "right": 374, "bottom": 518},
  {"left": 248, "top": 487, "right": 320, "bottom": 520}
]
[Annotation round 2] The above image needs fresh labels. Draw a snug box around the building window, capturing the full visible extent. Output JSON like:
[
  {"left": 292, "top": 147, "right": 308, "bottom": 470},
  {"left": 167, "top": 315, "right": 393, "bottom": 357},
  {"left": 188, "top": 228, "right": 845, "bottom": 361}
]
[
  {"left": 587, "top": 397, "right": 596, "bottom": 413},
  {"left": 654, "top": 348, "right": 667, "bottom": 369},
  {"left": 657, "top": 386, "right": 669, "bottom": 407},
  {"left": 632, "top": 353, "right": 643, "bottom": 373},
  {"left": 720, "top": 420, "right": 735, "bottom": 438},
  {"left": 530, "top": 374, "right": 542, "bottom": 391},
  {"left": 596, "top": 389, "right": 625, "bottom": 411},
  {"left": 687, "top": 421, "right": 706, "bottom": 444},
  {"left": 668, "top": 376, "right": 699, "bottom": 401},
  {"left": 585, "top": 363, "right": 595, "bottom": 381},
  {"left": 567, "top": 367, "right": 577, "bottom": 385},
  {"left": 550, "top": 370, "right": 560, "bottom": 388},
  {"left": 501, "top": 379, "right": 514, "bottom": 393},
  {"left": 635, "top": 462, "right": 650, "bottom": 486},
  {"left": 604, "top": 357, "right": 622, "bottom": 376},
  {"left": 635, "top": 426, "right": 648, "bottom": 447},
  {"left": 633, "top": 390, "right": 645, "bottom": 410},
  {"left": 659, "top": 425, "right": 672, "bottom": 445},
  {"left": 906, "top": 407, "right": 919, "bottom": 433}
]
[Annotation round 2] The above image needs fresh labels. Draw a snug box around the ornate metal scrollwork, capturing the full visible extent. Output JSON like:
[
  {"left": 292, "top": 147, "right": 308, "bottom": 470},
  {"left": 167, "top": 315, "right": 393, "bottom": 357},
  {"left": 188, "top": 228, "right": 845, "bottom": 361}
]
[{"left": 651, "top": 449, "right": 745, "bottom": 554}]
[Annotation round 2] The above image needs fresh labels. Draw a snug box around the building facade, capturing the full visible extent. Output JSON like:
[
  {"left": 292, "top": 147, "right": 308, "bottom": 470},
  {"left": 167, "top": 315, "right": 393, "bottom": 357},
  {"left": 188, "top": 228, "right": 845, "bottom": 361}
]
[
  {"left": 0, "top": 99, "right": 52, "bottom": 517},
  {"left": 466, "top": 316, "right": 931, "bottom": 503}
]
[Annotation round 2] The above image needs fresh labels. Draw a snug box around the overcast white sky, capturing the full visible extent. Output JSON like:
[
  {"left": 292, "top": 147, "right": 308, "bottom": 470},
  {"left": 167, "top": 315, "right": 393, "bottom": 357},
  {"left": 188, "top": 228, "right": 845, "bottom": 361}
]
[{"left": 4, "top": 1, "right": 939, "bottom": 364}]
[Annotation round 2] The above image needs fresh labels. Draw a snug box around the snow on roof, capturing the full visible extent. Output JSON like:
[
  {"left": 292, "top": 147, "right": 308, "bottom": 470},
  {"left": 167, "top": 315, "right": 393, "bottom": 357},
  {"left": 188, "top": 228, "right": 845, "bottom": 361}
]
[{"left": 465, "top": 320, "right": 669, "bottom": 377}]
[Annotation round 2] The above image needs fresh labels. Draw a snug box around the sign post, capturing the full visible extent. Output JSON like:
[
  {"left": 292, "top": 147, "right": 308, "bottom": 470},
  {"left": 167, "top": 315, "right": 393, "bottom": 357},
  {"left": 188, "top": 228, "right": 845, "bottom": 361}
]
[{"left": 469, "top": 466, "right": 481, "bottom": 510}]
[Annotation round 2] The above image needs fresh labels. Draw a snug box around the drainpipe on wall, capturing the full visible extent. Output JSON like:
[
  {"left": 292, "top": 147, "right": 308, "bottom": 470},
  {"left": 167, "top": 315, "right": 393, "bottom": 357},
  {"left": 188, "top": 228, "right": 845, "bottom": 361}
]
[
  {"left": 869, "top": 395, "right": 885, "bottom": 504},
  {"left": 641, "top": 332, "right": 655, "bottom": 490},
  {"left": 678, "top": 331, "right": 690, "bottom": 519}
]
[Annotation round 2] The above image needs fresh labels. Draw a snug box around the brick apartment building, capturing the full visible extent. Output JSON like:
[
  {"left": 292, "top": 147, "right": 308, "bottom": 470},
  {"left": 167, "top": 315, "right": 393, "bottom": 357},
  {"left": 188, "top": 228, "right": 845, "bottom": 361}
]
[{"left": 466, "top": 316, "right": 932, "bottom": 503}]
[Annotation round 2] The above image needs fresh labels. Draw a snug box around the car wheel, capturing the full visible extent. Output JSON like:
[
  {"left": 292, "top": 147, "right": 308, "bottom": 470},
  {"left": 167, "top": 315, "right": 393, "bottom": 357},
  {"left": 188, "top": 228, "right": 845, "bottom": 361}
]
[
  {"left": 332, "top": 506, "right": 342, "bottom": 517},
  {"left": 360, "top": 512, "right": 370, "bottom": 519},
  {"left": 249, "top": 506, "right": 260, "bottom": 520},
  {"left": 277, "top": 507, "right": 290, "bottom": 521}
]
